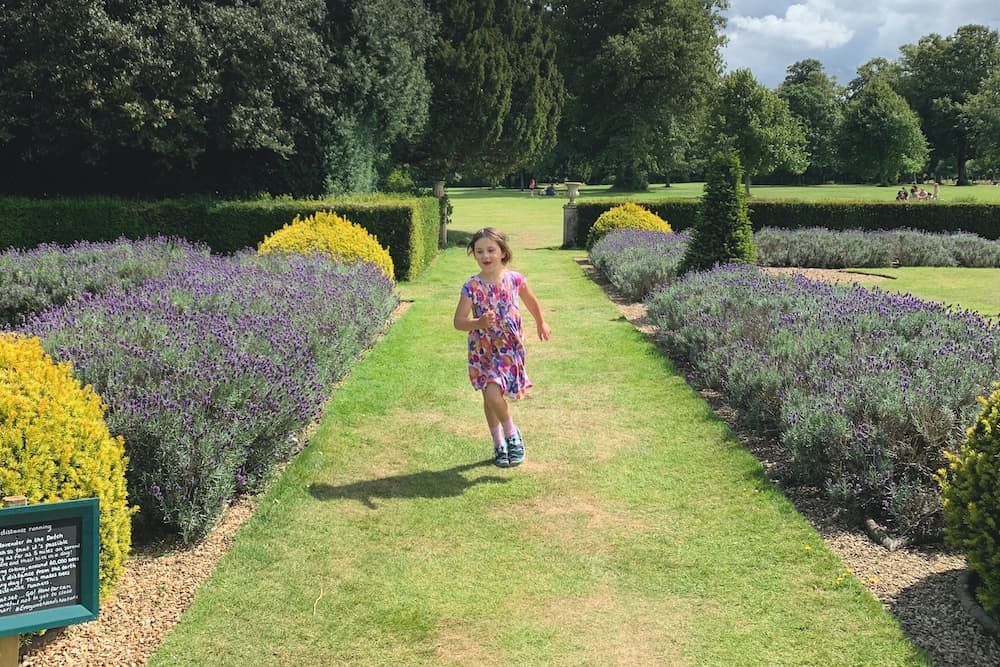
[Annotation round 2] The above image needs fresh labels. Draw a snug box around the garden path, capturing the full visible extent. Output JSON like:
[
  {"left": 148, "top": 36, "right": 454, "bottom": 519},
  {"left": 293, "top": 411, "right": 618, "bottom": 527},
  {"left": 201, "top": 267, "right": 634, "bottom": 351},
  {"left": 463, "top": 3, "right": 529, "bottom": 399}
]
[{"left": 138, "top": 198, "right": 938, "bottom": 666}]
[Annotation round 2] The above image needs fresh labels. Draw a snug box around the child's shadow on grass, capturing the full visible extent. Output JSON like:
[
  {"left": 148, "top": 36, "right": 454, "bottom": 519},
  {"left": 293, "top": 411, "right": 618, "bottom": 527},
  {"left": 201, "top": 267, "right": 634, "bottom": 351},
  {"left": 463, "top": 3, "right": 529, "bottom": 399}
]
[{"left": 308, "top": 459, "right": 506, "bottom": 509}]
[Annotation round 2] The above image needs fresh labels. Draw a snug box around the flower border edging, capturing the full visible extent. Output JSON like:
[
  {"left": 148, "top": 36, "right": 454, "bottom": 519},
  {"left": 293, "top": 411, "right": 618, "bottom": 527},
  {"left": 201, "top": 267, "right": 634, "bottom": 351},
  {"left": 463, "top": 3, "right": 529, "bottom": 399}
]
[{"left": 958, "top": 569, "right": 1000, "bottom": 639}]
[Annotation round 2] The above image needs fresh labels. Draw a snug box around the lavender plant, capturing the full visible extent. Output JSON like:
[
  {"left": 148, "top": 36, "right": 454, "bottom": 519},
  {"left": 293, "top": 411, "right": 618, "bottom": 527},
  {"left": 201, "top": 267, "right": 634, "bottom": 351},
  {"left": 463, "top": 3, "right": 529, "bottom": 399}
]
[
  {"left": 23, "top": 251, "right": 398, "bottom": 543},
  {"left": 0, "top": 237, "right": 209, "bottom": 326},
  {"left": 754, "top": 228, "right": 891, "bottom": 268},
  {"left": 589, "top": 229, "right": 690, "bottom": 301},
  {"left": 647, "top": 264, "right": 1000, "bottom": 538},
  {"left": 755, "top": 227, "right": 1000, "bottom": 268}
]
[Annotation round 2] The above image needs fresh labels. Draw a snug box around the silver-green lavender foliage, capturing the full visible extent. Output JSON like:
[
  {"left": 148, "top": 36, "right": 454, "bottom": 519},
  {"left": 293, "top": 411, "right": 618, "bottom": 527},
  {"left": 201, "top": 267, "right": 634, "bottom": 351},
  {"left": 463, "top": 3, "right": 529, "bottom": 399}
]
[{"left": 647, "top": 264, "right": 1000, "bottom": 538}]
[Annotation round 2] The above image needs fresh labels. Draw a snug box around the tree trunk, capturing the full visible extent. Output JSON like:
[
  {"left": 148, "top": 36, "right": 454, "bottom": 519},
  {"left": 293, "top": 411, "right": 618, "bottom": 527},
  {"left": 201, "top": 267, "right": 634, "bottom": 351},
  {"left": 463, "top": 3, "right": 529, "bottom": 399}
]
[
  {"left": 956, "top": 141, "right": 970, "bottom": 185},
  {"left": 743, "top": 172, "right": 751, "bottom": 196}
]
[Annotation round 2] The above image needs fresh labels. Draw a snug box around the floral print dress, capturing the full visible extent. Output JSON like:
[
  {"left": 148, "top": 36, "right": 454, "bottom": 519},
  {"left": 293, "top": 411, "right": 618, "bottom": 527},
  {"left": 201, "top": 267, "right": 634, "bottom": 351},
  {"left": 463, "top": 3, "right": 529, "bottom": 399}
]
[{"left": 462, "top": 271, "right": 532, "bottom": 398}]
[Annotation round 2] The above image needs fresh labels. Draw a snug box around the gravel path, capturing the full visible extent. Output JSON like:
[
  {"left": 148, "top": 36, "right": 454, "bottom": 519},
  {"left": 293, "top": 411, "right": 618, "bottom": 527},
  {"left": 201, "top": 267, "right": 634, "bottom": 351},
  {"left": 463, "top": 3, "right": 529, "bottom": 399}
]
[
  {"left": 15, "top": 271, "right": 1000, "bottom": 665},
  {"left": 19, "top": 498, "right": 255, "bottom": 666}
]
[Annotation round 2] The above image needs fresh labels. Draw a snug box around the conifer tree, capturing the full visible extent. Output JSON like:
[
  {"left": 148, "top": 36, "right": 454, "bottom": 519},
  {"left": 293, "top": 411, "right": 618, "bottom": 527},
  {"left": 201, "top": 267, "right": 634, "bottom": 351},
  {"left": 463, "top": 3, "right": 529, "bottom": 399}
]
[{"left": 678, "top": 149, "right": 756, "bottom": 275}]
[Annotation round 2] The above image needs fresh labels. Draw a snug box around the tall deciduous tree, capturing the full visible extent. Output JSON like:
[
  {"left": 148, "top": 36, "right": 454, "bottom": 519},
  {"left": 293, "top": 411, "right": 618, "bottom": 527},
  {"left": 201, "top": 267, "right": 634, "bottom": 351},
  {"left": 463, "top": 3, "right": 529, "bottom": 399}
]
[
  {"left": 838, "top": 78, "right": 928, "bottom": 185},
  {"left": 898, "top": 24, "right": 1000, "bottom": 185},
  {"left": 845, "top": 57, "right": 904, "bottom": 100},
  {"left": 550, "top": 0, "right": 725, "bottom": 190},
  {"left": 408, "top": 0, "right": 563, "bottom": 182},
  {"left": 965, "top": 68, "right": 1000, "bottom": 177},
  {"left": 706, "top": 69, "right": 807, "bottom": 194},
  {"left": 777, "top": 59, "right": 844, "bottom": 183}
]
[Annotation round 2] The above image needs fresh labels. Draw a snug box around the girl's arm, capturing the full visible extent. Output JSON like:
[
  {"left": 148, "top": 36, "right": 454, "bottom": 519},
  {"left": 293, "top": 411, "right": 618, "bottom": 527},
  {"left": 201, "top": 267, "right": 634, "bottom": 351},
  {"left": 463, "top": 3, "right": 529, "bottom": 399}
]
[
  {"left": 454, "top": 293, "right": 495, "bottom": 332},
  {"left": 519, "top": 283, "right": 552, "bottom": 341}
]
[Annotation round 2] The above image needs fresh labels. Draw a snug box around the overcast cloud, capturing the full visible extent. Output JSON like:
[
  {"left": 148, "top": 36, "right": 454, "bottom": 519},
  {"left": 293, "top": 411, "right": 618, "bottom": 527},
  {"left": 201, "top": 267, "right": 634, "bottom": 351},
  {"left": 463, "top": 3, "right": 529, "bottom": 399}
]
[{"left": 722, "top": 0, "right": 1000, "bottom": 88}]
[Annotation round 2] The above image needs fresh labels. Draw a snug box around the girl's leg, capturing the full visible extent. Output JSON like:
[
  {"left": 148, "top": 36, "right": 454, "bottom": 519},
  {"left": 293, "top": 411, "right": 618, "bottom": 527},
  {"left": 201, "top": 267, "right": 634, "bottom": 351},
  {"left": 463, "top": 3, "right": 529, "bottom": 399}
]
[
  {"left": 484, "top": 383, "right": 523, "bottom": 464},
  {"left": 483, "top": 382, "right": 511, "bottom": 426},
  {"left": 483, "top": 384, "right": 512, "bottom": 465},
  {"left": 482, "top": 392, "right": 504, "bottom": 448}
]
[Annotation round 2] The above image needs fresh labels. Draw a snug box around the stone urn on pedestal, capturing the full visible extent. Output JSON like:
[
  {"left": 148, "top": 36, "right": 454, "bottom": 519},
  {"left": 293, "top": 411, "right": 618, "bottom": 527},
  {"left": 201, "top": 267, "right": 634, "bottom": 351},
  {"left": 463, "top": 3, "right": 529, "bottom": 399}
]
[
  {"left": 565, "top": 181, "right": 582, "bottom": 204},
  {"left": 562, "top": 181, "right": 583, "bottom": 248}
]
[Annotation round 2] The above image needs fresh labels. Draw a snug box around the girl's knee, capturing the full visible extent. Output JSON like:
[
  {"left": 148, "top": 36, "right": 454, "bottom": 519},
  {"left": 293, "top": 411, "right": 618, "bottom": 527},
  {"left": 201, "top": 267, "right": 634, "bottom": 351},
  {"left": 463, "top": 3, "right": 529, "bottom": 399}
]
[{"left": 482, "top": 383, "right": 508, "bottom": 410}]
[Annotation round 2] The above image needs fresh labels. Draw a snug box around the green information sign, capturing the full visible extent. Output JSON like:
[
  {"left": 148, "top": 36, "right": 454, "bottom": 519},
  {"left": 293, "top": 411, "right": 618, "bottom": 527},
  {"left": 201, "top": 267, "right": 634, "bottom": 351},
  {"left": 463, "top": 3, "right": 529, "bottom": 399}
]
[{"left": 0, "top": 498, "right": 100, "bottom": 636}]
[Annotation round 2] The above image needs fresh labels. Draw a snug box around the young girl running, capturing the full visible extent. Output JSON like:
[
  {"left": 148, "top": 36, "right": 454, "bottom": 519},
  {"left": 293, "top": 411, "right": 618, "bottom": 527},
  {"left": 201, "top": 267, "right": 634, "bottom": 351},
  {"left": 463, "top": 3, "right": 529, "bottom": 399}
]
[{"left": 453, "top": 227, "right": 552, "bottom": 467}]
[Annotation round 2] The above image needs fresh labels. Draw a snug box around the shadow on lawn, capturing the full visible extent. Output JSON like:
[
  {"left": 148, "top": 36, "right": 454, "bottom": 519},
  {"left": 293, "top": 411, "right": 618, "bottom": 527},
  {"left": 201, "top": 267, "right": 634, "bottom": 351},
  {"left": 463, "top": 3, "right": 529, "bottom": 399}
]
[{"left": 308, "top": 459, "right": 506, "bottom": 509}]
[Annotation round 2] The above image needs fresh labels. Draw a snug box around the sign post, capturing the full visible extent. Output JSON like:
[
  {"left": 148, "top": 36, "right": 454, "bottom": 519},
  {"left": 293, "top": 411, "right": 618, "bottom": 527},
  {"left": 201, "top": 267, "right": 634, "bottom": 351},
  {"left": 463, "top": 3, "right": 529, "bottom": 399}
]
[
  {"left": 0, "top": 496, "right": 100, "bottom": 667},
  {"left": 0, "top": 496, "right": 26, "bottom": 667}
]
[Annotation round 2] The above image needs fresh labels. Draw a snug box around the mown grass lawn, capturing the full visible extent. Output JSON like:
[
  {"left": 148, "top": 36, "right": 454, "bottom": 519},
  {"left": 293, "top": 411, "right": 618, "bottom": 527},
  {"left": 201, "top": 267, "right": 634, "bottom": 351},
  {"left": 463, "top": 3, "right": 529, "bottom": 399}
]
[
  {"left": 500, "top": 181, "right": 1000, "bottom": 203},
  {"left": 151, "top": 193, "right": 929, "bottom": 666},
  {"left": 849, "top": 266, "right": 1000, "bottom": 318}
]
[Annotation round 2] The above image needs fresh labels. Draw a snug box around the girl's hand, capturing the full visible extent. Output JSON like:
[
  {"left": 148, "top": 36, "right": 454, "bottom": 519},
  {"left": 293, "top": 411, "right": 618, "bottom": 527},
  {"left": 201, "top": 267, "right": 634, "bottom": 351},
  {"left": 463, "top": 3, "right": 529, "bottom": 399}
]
[
  {"left": 537, "top": 321, "right": 552, "bottom": 341},
  {"left": 479, "top": 310, "right": 497, "bottom": 329}
]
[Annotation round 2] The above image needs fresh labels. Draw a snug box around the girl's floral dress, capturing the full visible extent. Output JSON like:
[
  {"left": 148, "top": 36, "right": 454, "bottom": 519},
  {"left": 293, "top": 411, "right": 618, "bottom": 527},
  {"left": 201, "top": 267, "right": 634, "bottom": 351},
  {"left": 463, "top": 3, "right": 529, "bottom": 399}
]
[{"left": 462, "top": 271, "right": 531, "bottom": 398}]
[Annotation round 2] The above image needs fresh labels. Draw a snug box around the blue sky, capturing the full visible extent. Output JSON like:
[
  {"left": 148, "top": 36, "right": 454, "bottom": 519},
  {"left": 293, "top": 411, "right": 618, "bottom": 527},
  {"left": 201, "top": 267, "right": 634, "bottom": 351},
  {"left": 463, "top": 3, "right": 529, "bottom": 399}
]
[{"left": 721, "top": 0, "right": 1000, "bottom": 88}]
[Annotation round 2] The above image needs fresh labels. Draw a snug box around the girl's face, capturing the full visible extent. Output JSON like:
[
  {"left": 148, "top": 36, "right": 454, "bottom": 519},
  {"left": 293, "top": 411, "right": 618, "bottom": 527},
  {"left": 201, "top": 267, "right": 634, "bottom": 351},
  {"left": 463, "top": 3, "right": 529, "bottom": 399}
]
[{"left": 473, "top": 237, "right": 506, "bottom": 272}]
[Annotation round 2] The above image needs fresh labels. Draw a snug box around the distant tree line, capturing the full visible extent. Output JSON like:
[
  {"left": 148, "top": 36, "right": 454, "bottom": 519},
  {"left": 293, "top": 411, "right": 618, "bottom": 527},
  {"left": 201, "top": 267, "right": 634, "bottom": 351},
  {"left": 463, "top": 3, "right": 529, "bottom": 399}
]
[{"left": 2, "top": 2, "right": 999, "bottom": 196}]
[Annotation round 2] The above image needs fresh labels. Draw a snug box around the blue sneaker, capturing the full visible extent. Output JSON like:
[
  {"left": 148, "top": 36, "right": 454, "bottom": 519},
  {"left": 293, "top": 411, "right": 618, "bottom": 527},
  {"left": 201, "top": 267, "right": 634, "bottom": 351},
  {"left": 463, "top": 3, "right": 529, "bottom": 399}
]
[
  {"left": 494, "top": 441, "right": 510, "bottom": 468},
  {"left": 507, "top": 429, "right": 525, "bottom": 466}
]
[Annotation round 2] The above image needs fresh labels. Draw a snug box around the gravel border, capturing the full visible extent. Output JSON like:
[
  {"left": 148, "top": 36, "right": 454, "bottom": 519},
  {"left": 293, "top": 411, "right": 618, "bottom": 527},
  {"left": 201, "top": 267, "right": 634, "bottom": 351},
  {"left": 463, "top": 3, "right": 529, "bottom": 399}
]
[{"left": 18, "top": 497, "right": 256, "bottom": 666}]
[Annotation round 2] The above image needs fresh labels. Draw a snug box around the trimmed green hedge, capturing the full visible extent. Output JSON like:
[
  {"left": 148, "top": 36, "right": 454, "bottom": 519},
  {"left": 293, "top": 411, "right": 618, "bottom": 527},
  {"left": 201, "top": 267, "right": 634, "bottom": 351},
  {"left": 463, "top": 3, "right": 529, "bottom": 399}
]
[
  {"left": 570, "top": 198, "right": 1000, "bottom": 248},
  {"left": 0, "top": 195, "right": 443, "bottom": 280}
]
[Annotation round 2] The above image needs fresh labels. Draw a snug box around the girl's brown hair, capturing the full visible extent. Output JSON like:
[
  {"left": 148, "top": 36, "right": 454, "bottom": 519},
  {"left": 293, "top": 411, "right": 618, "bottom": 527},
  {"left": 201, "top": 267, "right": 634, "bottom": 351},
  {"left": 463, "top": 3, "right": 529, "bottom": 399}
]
[{"left": 467, "top": 227, "right": 512, "bottom": 265}]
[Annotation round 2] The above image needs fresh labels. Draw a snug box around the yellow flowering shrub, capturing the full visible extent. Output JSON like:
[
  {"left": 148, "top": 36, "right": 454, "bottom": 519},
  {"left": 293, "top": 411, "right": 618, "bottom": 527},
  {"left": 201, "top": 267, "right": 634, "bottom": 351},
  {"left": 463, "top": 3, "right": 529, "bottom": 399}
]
[
  {"left": 258, "top": 210, "right": 395, "bottom": 279},
  {"left": 939, "top": 382, "right": 1000, "bottom": 617},
  {"left": 585, "top": 202, "right": 673, "bottom": 249},
  {"left": 0, "top": 333, "right": 132, "bottom": 597}
]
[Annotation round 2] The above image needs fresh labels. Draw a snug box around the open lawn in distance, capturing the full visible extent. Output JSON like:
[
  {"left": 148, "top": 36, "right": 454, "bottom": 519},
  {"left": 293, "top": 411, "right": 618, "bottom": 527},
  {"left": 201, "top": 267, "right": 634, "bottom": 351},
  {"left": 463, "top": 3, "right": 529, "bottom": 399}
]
[{"left": 457, "top": 181, "right": 1000, "bottom": 203}]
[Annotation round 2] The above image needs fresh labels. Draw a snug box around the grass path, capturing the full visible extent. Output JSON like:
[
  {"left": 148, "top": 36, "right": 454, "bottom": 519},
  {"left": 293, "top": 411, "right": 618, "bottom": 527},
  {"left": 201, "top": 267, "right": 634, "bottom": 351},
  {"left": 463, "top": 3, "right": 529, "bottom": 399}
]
[{"left": 151, "top": 196, "right": 928, "bottom": 665}]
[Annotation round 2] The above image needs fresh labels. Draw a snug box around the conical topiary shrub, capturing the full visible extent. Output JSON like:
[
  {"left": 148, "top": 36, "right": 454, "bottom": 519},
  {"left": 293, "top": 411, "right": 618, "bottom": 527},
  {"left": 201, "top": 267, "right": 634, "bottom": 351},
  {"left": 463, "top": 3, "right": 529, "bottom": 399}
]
[{"left": 678, "top": 149, "right": 756, "bottom": 275}]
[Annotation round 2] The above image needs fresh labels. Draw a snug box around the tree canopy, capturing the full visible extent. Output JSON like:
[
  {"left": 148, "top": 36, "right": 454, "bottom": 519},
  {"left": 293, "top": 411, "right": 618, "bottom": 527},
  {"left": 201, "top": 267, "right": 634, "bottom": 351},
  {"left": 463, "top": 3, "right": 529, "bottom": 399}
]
[
  {"left": 706, "top": 69, "right": 807, "bottom": 193},
  {"left": 777, "top": 60, "right": 843, "bottom": 182},
  {"left": 549, "top": 0, "right": 725, "bottom": 190},
  {"left": 965, "top": 67, "right": 1000, "bottom": 177},
  {"left": 0, "top": 0, "right": 436, "bottom": 196},
  {"left": 899, "top": 24, "right": 1000, "bottom": 185},
  {"left": 838, "top": 78, "right": 928, "bottom": 185},
  {"left": 405, "top": 0, "right": 563, "bottom": 182}
]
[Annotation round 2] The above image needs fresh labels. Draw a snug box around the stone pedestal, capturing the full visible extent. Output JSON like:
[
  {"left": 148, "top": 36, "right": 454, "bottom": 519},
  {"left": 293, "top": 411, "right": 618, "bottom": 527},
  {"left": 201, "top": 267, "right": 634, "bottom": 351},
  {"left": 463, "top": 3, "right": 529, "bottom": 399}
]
[
  {"left": 439, "top": 216, "right": 448, "bottom": 248},
  {"left": 433, "top": 180, "right": 445, "bottom": 197},
  {"left": 562, "top": 203, "right": 578, "bottom": 248}
]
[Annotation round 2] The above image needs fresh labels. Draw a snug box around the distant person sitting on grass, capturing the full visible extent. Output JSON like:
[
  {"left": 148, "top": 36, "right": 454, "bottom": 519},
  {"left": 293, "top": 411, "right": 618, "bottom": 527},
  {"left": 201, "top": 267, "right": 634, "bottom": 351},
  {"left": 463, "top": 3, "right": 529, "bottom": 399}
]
[
  {"left": 544, "top": 183, "right": 556, "bottom": 196},
  {"left": 896, "top": 188, "right": 908, "bottom": 201}
]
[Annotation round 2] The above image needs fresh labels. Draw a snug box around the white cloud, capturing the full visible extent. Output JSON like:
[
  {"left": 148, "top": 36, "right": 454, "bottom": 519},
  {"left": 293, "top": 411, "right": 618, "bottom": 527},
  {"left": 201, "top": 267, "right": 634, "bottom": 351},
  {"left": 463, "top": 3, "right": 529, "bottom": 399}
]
[
  {"left": 722, "top": 0, "right": 1000, "bottom": 88},
  {"left": 729, "top": 1, "right": 855, "bottom": 49}
]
